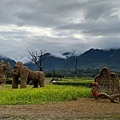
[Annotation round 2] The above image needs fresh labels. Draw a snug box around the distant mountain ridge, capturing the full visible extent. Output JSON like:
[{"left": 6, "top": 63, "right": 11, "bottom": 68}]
[
  {"left": 1, "top": 48, "right": 120, "bottom": 71},
  {"left": 25, "top": 48, "right": 120, "bottom": 71},
  {"left": 76, "top": 48, "right": 120, "bottom": 70},
  {"left": 0, "top": 55, "right": 15, "bottom": 69}
]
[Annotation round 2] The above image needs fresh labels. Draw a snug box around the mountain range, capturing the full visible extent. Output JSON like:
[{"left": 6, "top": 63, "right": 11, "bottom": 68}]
[{"left": 1, "top": 48, "right": 120, "bottom": 71}]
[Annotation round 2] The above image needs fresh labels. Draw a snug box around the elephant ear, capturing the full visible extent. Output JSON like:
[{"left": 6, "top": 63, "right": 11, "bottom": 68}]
[
  {"left": 5, "top": 62, "right": 11, "bottom": 70},
  {"left": 20, "top": 66, "right": 29, "bottom": 75}
]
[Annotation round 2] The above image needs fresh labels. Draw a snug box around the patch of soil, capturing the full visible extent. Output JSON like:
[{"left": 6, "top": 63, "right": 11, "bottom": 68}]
[{"left": 0, "top": 98, "right": 120, "bottom": 120}]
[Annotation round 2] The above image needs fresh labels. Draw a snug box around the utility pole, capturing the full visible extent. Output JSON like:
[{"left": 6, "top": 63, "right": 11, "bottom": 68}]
[
  {"left": 52, "top": 69, "right": 55, "bottom": 80},
  {"left": 75, "top": 58, "right": 78, "bottom": 79}
]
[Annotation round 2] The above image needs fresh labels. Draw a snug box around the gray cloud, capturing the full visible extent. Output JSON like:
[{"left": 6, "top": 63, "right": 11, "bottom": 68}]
[{"left": 0, "top": 0, "right": 120, "bottom": 63}]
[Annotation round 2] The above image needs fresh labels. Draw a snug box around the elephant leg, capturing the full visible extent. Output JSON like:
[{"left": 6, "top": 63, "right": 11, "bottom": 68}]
[
  {"left": 39, "top": 74, "right": 45, "bottom": 87},
  {"left": 20, "top": 67, "right": 29, "bottom": 88},
  {"left": 33, "top": 80, "right": 39, "bottom": 88},
  {"left": 39, "top": 79, "right": 44, "bottom": 87},
  {"left": 12, "top": 76, "right": 19, "bottom": 89},
  {"left": 20, "top": 75, "right": 28, "bottom": 88},
  {"left": 1, "top": 75, "right": 6, "bottom": 84}
]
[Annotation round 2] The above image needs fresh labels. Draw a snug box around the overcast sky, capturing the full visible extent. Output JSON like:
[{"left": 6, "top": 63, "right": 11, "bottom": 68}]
[{"left": 0, "top": 0, "right": 120, "bottom": 63}]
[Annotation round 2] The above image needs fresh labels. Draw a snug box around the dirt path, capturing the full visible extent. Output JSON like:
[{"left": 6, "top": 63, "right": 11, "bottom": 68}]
[{"left": 0, "top": 98, "right": 120, "bottom": 120}]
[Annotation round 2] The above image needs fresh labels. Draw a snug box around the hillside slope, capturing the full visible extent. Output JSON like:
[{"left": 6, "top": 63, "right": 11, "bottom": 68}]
[{"left": 1, "top": 48, "right": 120, "bottom": 71}]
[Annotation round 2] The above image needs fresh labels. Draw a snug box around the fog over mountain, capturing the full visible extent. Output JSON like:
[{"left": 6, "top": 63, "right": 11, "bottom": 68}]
[{"left": 1, "top": 48, "right": 120, "bottom": 72}]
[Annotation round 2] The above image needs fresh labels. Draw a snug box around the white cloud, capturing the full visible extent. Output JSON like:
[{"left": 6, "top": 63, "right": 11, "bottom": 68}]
[{"left": 0, "top": 0, "right": 120, "bottom": 63}]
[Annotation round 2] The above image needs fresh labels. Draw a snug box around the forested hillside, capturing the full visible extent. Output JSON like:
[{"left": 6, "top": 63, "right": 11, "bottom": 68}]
[
  {"left": 25, "top": 48, "right": 120, "bottom": 72},
  {"left": 1, "top": 48, "right": 120, "bottom": 72}
]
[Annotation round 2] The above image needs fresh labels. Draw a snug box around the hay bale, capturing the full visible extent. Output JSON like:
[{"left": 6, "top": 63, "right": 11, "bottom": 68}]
[{"left": 95, "top": 67, "right": 120, "bottom": 94}]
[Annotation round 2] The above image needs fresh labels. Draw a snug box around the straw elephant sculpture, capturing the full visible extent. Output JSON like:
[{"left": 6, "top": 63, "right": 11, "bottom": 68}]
[
  {"left": 0, "top": 60, "right": 11, "bottom": 84},
  {"left": 11, "top": 61, "right": 45, "bottom": 88}
]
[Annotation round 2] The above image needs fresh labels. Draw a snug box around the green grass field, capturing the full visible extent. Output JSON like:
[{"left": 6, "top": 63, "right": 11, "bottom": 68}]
[
  {"left": 0, "top": 78, "right": 92, "bottom": 105},
  {"left": 53, "top": 78, "right": 93, "bottom": 87}
]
